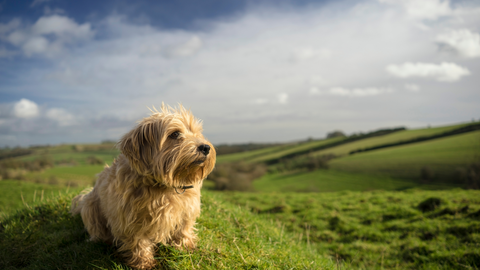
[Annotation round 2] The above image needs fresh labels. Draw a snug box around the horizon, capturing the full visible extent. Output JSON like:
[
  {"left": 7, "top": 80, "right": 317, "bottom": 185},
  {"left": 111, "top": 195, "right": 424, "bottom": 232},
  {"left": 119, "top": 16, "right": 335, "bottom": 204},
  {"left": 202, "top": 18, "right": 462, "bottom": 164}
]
[
  {"left": 2, "top": 119, "right": 476, "bottom": 148},
  {"left": 1, "top": 0, "right": 480, "bottom": 147}
]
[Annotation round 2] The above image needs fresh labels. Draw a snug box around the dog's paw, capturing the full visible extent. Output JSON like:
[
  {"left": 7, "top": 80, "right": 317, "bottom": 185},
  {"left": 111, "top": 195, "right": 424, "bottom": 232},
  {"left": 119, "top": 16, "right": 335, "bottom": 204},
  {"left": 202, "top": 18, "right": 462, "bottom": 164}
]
[{"left": 127, "top": 257, "right": 157, "bottom": 270}]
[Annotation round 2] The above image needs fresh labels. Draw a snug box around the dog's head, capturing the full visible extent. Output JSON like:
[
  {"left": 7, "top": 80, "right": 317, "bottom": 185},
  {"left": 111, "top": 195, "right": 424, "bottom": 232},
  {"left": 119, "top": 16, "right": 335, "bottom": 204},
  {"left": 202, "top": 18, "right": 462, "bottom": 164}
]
[{"left": 117, "top": 104, "right": 216, "bottom": 187}]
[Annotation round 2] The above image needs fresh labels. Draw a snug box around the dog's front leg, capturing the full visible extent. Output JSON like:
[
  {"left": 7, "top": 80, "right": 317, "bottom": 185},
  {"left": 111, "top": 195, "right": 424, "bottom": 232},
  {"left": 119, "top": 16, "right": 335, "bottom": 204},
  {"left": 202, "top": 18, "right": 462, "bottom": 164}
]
[
  {"left": 119, "top": 238, "right": 157, "bottom": 270},
  {"left": 170, "top": 218, "right": 197, "bottom": 250}
]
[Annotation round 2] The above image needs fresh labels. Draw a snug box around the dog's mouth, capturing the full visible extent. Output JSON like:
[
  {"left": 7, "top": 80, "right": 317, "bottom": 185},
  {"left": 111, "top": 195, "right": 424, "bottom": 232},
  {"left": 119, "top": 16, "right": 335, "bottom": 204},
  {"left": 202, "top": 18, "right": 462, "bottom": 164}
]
[{"left": 192, "top": 158, "right": 206, "bottom": 165}]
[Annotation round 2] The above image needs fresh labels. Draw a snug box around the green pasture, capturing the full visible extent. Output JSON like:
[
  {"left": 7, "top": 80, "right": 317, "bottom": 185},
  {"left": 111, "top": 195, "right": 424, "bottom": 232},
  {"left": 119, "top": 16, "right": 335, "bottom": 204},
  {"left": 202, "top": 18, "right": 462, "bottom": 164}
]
[
  {"left": 24, "top": 165, "right": 105, "bottom": 186},
  {"left": 217, "top": 137, "right": 344, "bottom": 164},
  {"left": 217, "top": 143, "right": 294, "bottom": 163},
  {"left": 312, "top": 122, "right": 471, "bottom": 158},
  {"left": 249, "top": 137, "right": 344, "bottom": 163},
  {"left": 252, "top": 170, "right": 454, "bottom": 193},
  {"left": 0, "top": 188, "right": 336, "bottom": 270},
  {"left": 0, "top": 180, "right": 84, "bottom": 219},
  {"left": 220, "top": 189, "right": 480, "bottom": 269},
  {"left": 329, "top": 130, "right": 480, "bottom": 181},
  {"left": 21, "top": 143, "right": 119, "bottom": 165}
]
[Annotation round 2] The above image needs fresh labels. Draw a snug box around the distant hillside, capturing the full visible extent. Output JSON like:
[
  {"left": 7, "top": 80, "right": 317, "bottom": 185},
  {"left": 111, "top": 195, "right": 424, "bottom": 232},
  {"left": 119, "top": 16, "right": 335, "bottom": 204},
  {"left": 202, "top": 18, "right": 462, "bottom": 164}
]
[{"left": 213, "top": 121, "right": 480, "bottom": 192}]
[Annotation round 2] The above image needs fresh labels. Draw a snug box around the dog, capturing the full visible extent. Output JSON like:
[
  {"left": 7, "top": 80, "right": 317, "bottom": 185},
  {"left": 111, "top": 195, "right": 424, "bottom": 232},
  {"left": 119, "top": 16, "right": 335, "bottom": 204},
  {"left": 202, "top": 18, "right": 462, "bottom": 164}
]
[{"left": 71, "top": 104, "right": 216, "bottom": 269}]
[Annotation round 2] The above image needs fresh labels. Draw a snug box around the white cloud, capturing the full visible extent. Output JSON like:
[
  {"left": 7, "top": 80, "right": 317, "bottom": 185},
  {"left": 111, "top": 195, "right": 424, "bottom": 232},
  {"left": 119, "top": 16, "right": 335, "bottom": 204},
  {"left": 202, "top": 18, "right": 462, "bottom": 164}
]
[
  {"left": 436, "top": 29, "right": 480, "bottom": 58},
  {"left": 252, "top": 98, "right": 268, "bottom": 105},
  {"left": 404, "top": 83, "right": 420, "bottom": 91},
  {"left": 386, "top": 62, "right": 470, "bottom": 82},
  {"left": 13, "top": 99, "right": 39, "bottom": 118},
  {"left": 309, "top": 87, "right": 320, "bottom": 95},
  {"left": 22, "top": 36, "right": 49, "bottom": 56},
  {"left": 290, "top": 47, "right": 331, "bottom": 62},
  {"left": 379, "top": 0, "right": 452, "bottom": 20},
  {"left": 278, "top": 93, "right": 288, "bottom": 104},
  {"left": 166, "top": 36, "right": 202, "bottom": 57},
  {"left": 32, "top": 15, "right": 92, "bottom": 40},
  {"left": 1, "top": 15, "right": 94, "bottom": 57},
  {"left": 327, "top": 87, "right": 394, "bottom": 97},
  {"left": 46, "top": 108, "right": 75, "bottom": 126}
]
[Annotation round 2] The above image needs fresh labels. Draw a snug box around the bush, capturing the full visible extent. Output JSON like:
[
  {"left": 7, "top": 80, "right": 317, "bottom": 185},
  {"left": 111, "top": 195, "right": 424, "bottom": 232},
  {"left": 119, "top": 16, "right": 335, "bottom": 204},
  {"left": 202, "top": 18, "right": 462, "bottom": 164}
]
[
  {"left": 327, "top": 131, "right": 346, "bottom": 139},
  {"left": 456, "top": 162, "right": 480, "bottom": 189},
  {"left": 208, "top": 162, "right": 267, "bottom": 191},
  {"left": 418, "top": 197, "right": 443, "bottom": 212},
  {"left": 72, "top": 145, "right": 84, "bottom": 152},
  {"left": 0, "top": 155, "right": 53, "bottom": 179},
  {"left": 86, "top": 156, "right": 104, "bottom": 165},
  {"left": 420, "top": 166, "right": 434, "bottom": 183}
]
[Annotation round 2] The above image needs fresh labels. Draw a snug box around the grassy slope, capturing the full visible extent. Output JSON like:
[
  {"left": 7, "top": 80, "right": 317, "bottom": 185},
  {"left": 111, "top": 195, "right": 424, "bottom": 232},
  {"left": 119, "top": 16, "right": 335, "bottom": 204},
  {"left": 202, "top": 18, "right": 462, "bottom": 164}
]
[
  {"left": 219, "top": 189, "right": 480, "bottom": 270},
  {"left": 0, "top": 180, "right": 85, "bottom": 218},
  {"left": 252, "top": 170, "right": 452, "bottom": 193},
  {"left": 216, "top": 143, "right": 293, "bottom": 164},
  {"left": 217, "top": 137, "right": 343, "bottom": 164},
  {"left": 329, "top": 130, "right": 480, "bottom": 181},
  {"left": 312, "top": 123, "right": 470, "bottom": 157},
  {"left": 249, "top": 137, "right": 344, "bottom": 163},
  {"left": 22, "top": 144, "right": 119, "bottom": 165},
  {"left": 25, "top": 165, "right": 105, "bottom": 186},
  {"left": 0, "top": 188, "right": 335, "bottom": 270}
]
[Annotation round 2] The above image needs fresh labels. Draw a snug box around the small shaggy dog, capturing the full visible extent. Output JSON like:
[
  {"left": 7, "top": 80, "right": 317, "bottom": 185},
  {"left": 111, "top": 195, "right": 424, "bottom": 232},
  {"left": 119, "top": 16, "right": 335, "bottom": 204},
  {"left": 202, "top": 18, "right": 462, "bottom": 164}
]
[{"left": 71, "top": 105, "right": 216, "bottom": 269}]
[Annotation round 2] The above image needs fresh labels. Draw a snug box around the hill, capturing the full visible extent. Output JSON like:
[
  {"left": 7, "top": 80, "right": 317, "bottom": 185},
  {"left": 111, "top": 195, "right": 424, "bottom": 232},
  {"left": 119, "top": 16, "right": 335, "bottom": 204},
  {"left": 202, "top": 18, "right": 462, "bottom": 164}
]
[
  {"left": 2, "top": 181, "right": 479, "bottom": 269},
  {"left": 329, "top": 130, "right": 480, "bottom": 182},
  {"left": 0, "top": 187, "right": 335, "bottom": 270},
  {"left": 212, "top": 122, "right": 480, "bottom": 192}
]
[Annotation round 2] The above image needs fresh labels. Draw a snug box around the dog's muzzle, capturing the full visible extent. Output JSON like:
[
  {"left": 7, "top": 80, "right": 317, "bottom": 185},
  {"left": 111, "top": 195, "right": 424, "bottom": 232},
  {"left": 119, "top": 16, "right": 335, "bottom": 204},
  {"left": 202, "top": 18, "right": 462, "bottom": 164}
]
[{"left": 197, "top": 144, "right": 210, "bottom": 156}]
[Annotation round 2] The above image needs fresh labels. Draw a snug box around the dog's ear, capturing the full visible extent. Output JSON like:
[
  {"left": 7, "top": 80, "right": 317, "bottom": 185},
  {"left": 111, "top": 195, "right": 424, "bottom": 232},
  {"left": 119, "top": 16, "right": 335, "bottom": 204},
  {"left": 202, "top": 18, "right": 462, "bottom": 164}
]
[{"left": 117, "top": 123, "right": 160, "bottom": 174}]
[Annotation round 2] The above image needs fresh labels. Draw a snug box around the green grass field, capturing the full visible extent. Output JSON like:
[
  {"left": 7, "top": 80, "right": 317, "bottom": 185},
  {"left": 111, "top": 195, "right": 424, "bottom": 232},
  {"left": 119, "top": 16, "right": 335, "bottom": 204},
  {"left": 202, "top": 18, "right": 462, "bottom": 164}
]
[
  {"left": 24, "top": 165, "right": 105, "bottom": 186},
  {"left": 252, "top": 170, "right": 454, "bottom": 193},
  {"left": 216, "top": 143, "right": 294, "bottom": 164},
  {"left": 1, "top": 121, "right": 479, "bottom": 269},
  {"left": 220, "top": 189, "right": 480, "bottom": 269},
  {"left": 217, "top": 137, "right": 344, "bottom": 164},
  {"left": 311, "top": 123, "right": 471, "bottom": 158},
  {"left": 249, "top": 137, "right": 344, "bottom": 163},
  {"left": 21, "top": 143, "right": 119, "bottom": 165},
  {"left": 329, "top": 130, "right": 480, "bottom": 181},
  {"left": 2, "top": 182, "right": 478, "bottom": 269},
  {"left": 0, "top": 180, "right": 85, "bottom": 218},
  {"left": 0, "top": 187, "right": 336, "bottom": 270}
]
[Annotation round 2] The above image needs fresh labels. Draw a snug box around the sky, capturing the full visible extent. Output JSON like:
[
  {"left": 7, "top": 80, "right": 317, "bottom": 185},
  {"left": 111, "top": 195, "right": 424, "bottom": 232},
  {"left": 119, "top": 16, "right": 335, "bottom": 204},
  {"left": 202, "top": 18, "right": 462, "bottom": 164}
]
[{"left": 0, "top": 0, "right": 479, "bottom": 147}]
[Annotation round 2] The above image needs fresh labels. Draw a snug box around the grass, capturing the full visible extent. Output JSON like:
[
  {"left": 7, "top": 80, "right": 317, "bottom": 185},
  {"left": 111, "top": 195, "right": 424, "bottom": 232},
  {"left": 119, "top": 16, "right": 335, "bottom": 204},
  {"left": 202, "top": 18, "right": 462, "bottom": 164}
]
[
  {"left": 24, "top": 165, "right": 105, "bottom": 186},
  {"left": 252, "top": 170, "right": 454, "bottom": 193},
  {"left": 249, "top": 137, "right": 344, "bottom": 163},
  {"left": 0, "top": 188, "right": 336, "bottom": 270},
  {"left": 217, "top": 137, "right": 345, "bottom": 164},
  {"left": 21, "top": 144, "right": 119, "bottom": 166},
  {"left": 329, "top": 130, "right": 480, "bottom": 181},
  {"left": 0, "top": 180, "right": 85, "bottom": 218},
  {"left": 311, "top": 122, "right": 472, "bottom": 158},
  {"left": 219, "top": 189, "right": 480, "bottom": 269},
  {"left": 216, "top": 143, "right": 293, "bottom": 164}
]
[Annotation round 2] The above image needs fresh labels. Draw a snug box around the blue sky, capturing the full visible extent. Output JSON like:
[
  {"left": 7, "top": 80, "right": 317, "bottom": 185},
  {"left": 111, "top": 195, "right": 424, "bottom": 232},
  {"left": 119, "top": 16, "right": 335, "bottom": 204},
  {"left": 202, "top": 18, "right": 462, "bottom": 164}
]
[{"left": 0, "top": 0, "right": 479, "bottom": 147}]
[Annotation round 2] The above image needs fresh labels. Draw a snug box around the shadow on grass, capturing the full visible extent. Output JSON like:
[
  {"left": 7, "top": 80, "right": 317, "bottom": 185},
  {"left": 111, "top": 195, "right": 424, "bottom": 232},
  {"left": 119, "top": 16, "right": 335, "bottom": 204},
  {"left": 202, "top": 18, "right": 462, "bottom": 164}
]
[{"left": 0, "top": 199, "right": 196, "bottom": 270}]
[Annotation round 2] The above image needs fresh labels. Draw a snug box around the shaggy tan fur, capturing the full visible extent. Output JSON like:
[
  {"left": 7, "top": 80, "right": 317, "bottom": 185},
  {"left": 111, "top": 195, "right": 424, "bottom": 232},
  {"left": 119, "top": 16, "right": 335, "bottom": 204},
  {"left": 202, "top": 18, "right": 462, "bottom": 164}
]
[{"left": 71, "top": 104, "right": 216, "bottom": 269}]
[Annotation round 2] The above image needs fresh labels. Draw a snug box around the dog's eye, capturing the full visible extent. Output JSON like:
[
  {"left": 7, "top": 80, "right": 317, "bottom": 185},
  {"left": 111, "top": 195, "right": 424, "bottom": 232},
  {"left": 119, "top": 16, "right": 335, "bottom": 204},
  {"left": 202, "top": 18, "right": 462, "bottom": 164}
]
[{"left": 169, "top": 131, "right": 180, "bottom": 139}]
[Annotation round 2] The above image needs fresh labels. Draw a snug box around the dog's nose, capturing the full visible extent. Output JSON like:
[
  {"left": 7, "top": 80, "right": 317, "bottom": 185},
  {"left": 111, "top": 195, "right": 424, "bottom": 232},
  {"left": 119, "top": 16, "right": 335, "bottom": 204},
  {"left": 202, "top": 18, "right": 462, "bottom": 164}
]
[{"left": 198, "top": 144, "right": 210, "bottom": 155}]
